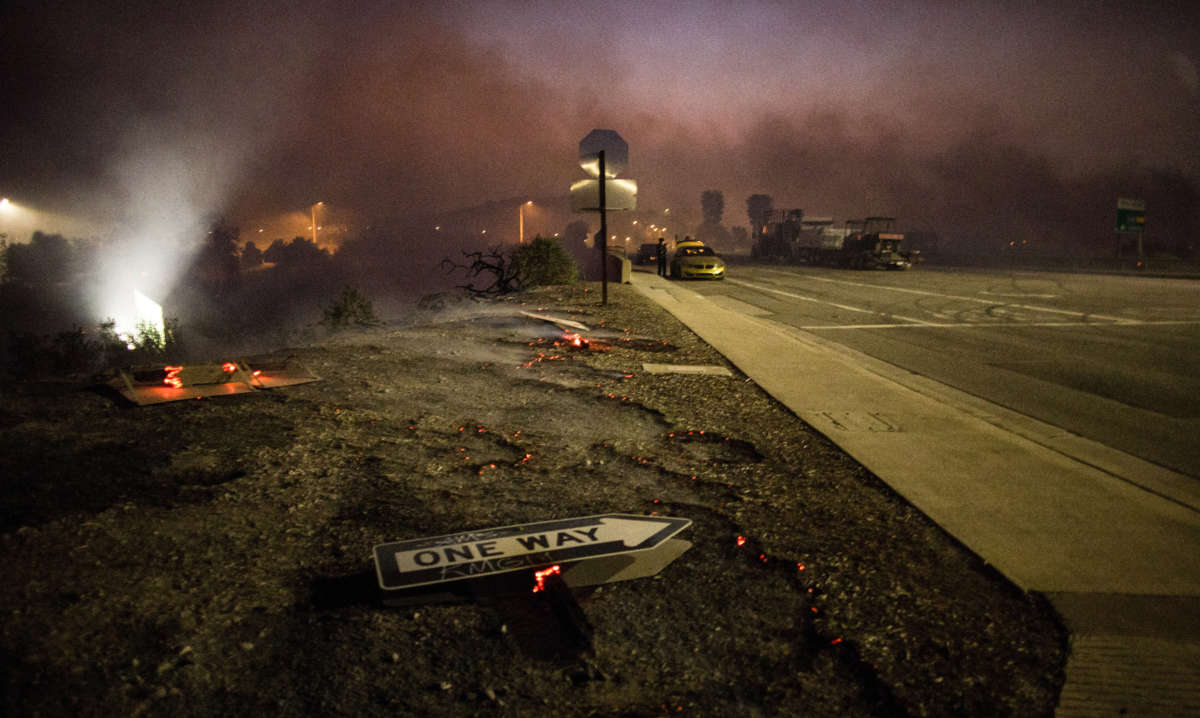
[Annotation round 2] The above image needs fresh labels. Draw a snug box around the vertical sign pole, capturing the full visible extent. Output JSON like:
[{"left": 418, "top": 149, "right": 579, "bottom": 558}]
[{"left": 599, "top": 150, "right": 608, "bottom": 305}]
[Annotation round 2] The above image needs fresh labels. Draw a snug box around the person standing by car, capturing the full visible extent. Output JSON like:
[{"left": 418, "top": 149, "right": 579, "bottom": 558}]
[{"left": 656, "top": 237, "right": 667, "bottom": 277}]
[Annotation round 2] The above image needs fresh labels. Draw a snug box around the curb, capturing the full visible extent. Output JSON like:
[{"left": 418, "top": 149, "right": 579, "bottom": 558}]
[{"left": 629, "top": 271, "right": 1200, "bottom": 716}]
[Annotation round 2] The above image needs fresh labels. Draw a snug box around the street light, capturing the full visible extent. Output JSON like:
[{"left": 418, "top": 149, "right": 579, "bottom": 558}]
[
  {"left": 309, "top": 204, "right": 324, "bottom": 246},
  {"left": 519, "top": 200, "right": 533, "bottom": 243},
  {"left": 0, "top": 197, "right": 24, "bottom": 236}
]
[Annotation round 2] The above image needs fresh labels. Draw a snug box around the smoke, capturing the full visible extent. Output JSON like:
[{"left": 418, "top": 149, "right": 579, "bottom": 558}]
[
  {"left": 1, "top": 1, "right": 1196, "bottom": 267},
  {"left": 602, "top": 0, "right": 1200, "bottom": 252},
  {"left": 1, "top": 1, "right": 324, "bottom": 323}
]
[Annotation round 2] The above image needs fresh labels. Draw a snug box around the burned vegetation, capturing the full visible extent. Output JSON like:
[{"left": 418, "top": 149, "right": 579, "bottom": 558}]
[
  {"left": 440, "top": 237, "right": 580, "bottom": 298},
  {"left": 0, "top": 283, "right": 1065, "bottom": 716}
]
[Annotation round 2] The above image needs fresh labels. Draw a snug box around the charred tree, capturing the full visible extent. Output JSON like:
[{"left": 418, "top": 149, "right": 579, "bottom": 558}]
[{"left": 440, "top": 246, "right": 521, "bottom": 297}]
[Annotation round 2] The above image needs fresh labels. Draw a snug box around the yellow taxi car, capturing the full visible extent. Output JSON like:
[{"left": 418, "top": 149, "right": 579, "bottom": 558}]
[{"left": 669, "top": 240, "right": 726, "bottom": 280}]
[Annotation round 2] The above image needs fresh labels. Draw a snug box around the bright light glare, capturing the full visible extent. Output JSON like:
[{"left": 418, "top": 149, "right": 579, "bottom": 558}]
[{"left": 112, "top": 289, "right": 165, "bottom": 349}]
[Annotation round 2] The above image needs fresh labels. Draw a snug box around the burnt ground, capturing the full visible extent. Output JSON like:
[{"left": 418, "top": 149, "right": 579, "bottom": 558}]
[{"left": 0, "top": 282, "right": 1066, "bottom": 717}]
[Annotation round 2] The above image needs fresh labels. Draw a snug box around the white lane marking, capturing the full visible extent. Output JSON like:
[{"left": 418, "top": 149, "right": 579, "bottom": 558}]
[
  {"left": 725, "top": 278, "right": 934, "bottom": 325},
  {"left": 796, "top": 319, "right": 1200, "bottom": 330},
  {"left": 980, "top": 290, "right": 1060, "bottom": 299},
  {"left": 760, "top": 269, "right": 1136, "bottom": 323}
]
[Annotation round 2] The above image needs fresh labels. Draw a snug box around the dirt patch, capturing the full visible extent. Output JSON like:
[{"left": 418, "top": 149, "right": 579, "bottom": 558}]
[{"left": 0, "top": 283, "right": 1066, "bottom": 716}]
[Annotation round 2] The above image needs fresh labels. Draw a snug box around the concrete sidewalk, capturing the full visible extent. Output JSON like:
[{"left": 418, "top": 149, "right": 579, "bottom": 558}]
[{"left": 632, "top": 273, "right": 1200, "bottom": 716}]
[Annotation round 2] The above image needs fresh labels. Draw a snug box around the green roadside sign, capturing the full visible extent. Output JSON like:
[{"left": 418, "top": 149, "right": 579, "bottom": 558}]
[{"left": 1116, "top": 198, "right": 1145, "bottom": 233}]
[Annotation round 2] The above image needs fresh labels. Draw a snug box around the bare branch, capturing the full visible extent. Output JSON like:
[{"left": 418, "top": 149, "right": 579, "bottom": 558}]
[{"left": 440, "top": 246, "right": 520, "bottom": 298}]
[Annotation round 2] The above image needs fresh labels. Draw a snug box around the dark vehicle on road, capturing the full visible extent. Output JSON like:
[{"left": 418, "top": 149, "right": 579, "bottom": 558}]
[{"left": 635, "top": 243, "right": 658, "bottom": 264}]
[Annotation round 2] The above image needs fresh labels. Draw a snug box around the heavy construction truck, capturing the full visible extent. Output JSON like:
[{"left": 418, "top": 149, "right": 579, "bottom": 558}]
[
  {"left": 838, "top": 217, "right": 913, "bottom": 269},
  {"left": 752, "top": 210, "right": 913, "bottom": 269}
]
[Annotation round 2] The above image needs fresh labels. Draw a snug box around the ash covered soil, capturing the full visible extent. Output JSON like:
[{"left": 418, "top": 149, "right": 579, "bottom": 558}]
[{"left": 0, "top": 282, "right": 1066, "bottom": 716}]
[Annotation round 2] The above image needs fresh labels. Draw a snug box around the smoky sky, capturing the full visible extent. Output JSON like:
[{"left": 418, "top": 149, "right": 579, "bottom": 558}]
[{"left": 1, "top": 0, "right": 1197, "bottom": 238}]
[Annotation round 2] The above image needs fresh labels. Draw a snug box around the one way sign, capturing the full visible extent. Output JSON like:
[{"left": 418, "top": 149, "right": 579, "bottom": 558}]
[{"left": 373, "top": 514, "right": 692, "bottom": 590}]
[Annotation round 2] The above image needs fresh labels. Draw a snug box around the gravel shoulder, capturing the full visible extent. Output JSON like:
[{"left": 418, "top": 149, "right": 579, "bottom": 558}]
[{"left": 0, "top": 282, "right": 1066, "bottom": 716}]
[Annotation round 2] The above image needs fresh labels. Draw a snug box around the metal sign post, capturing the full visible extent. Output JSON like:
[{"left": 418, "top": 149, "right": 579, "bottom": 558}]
[
  {"left": 572, "top": 130, "right": 636, "bottom": 305},
  {"left": 599, "top": 150, "right": 607, "bottom": 304}
]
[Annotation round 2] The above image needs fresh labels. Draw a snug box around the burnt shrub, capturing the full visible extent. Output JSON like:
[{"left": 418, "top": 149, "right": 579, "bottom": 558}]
[
  {"left": 513, "top": 236, "right": 578, "bottom": 288},
  {"left": 321, "top": 286, "right": 379, "bottom": 328},
  {"left": 1, "top": 317, "right": 180, "bottom": 380}
]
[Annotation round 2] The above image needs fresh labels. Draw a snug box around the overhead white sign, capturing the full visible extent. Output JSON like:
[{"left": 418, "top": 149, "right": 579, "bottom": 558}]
[{"left": 570, "top": 178, "right": 637, "bottom": 212}]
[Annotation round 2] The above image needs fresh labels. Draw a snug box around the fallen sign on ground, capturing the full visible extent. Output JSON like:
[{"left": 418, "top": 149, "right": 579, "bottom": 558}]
[
  {"left": 106, "top": 357, "right": 319, "bottom": 406},
  {"left": 373, "top": 513, "right": 692, "bottom": 592},
  {"left": 518, "top": 310, "right": 589, "bottom": 332},
  {"left": 641, "top": 362, "right": 732, "bottom": 376}
]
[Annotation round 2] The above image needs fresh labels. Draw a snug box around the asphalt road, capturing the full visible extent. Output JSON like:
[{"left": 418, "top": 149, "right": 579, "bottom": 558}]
[{"left": 667, "top": 263, "right": 1200, "bottom": 479}]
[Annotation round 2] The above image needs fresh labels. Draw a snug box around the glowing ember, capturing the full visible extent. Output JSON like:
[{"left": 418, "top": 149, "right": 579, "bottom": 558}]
[
  {"left": 221, "top": 362, "right": 237, "bottom": 373},
  {"left": 163, "top": 365, "right": 184, "bottom": 388},
  {"left": 520, "top": 352, "right": 569, "bottom": 369},
  {"left": 736, "top": 536, "right": 747, "bottom": 546},
  {"left": 531, "top": 564, "right": 562, "bottom": 593}
]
